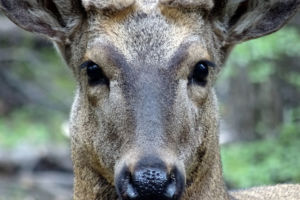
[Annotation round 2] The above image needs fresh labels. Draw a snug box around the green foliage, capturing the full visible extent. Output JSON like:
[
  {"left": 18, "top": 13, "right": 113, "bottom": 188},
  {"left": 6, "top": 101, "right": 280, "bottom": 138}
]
[
  {"left": 0, "top": 35, "right": 73, "bottom": 149},
  {"left": 285, "top": 72, "right": 300, "bottom": 88},
  {"left": 0, "top": 106, "right": 69, "bottom": 148},
  {"left": 220, "top": 27, "right": 300, "bottom": 83},
  {"left": 232, "top": 27, "right": 300, "bottom": 64},
  {"left": 220, "top": 27, "right": 300, "bottom": 189},
  {"left": 9, "top": 37, "right": 75, "bottom": 109},
  {"left": 222, "top": 113, "right": 300, "bottom": 189},
  {"left": 0, "top": 186, "right": 28, "bottom": 200},
  {"left": 247, "top": 62, "right": 274, "bottom": 83}
]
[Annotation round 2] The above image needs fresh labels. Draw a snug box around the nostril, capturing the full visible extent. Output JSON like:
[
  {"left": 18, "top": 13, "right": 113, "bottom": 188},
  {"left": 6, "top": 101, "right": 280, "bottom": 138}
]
[
  {"left": 115, "top": 166, "right": 137, "bottom": 199},
  {"left": 165, "top": 172, "right": 177, "bottom": 198},
  {"left": 165, "top": 182, "right": 177, "bottom": 198},
  {"left": 126, "top": 181, "right": 138, "bottom": 199}
]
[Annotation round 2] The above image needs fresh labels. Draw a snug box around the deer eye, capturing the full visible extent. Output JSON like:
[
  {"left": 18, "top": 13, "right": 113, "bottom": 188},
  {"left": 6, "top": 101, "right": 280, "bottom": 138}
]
[
  {"left": 80, "top": 61, "right": 109, "bottom": 86},
  {"left": 188, "top": 61, "right": 215, "bottom": 86}
]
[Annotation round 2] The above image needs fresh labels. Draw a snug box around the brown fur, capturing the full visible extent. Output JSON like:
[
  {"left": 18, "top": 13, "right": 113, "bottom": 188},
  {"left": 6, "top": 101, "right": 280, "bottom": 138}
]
[
  {"left": 82, "top": 0, "right": 135, "bottom": 11},
  {"left": 0, "top": 0, "right": 299, "bottom": 200},
  {"left": 159, "top": 0, "right": 214, "bottom": 10}
]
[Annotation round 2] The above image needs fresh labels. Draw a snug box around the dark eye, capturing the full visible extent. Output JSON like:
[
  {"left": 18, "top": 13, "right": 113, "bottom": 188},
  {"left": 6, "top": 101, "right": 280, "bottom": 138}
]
[
  {"left": 80, "top": 61, "right": 109, "bottom": 86},
  {"left": 188, "top": 61, "right": 215, "bottom": 86}
]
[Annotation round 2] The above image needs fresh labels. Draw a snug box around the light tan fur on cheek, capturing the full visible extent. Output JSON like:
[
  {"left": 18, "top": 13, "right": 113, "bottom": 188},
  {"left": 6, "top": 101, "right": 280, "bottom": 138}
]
[
  {"left": 87, "top": 86, "right": 110, "bottom": 107},
  {"left": 188, "top": 85, "right": 208, "bottom": 106},
  {"left": 170, "top": 80, "right": 202, "bottom": 165}
]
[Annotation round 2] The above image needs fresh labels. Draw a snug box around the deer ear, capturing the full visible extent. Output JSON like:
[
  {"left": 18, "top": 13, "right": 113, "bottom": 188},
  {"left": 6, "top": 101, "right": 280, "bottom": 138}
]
[
  {"left": 0, "top": 0, "right": 83, "bottom": 42},
  {"left": 213, "top": 0, "right": 300, "bottom": 45}
]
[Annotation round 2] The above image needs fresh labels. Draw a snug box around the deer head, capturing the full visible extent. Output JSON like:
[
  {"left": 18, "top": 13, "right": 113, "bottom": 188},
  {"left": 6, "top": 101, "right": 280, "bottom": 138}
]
[{"left": 1, "top": 0, "right": 299, "bottom": 200}]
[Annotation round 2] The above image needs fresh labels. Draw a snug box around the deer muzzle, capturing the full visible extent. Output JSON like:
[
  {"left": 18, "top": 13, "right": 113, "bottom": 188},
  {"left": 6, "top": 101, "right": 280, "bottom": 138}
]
[{"left": 115, "top": 156, "right": 185, "bottom": 200}]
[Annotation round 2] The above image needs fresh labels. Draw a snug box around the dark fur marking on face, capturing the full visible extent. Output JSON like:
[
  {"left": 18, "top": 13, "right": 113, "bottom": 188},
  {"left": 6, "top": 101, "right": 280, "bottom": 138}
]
[
  {"left": 168, "top": 41, "right": 191, "bottom": 71},
  {"left": 88, "top": 95, "right": 98, "bottom": 107},
  {"left": 94, "top": 42, "right": 138, "bottom": 132},
  {"left": 102, "top": 43, "right": 137, "bottom": 101},
  {"left": 102, "top": 43, "right": 132, "bottom": 73},
  {"left": 186, "top": 146, "right": 207, "bottom": 187}
]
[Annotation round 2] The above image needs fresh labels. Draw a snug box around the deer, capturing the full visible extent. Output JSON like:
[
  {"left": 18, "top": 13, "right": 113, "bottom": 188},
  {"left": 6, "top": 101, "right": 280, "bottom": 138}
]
[{"left": 1, "top": 0, "right": 300, "bottom": 199}]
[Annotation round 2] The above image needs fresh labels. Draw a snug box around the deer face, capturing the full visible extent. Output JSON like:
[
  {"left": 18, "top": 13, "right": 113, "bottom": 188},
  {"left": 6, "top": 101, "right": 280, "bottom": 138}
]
[
  {"left": 1, "top": 0, "right": 298, "bottom": 199},
  {"left": 70, "top": 6, "right": 221, "bottom": 199},
  {"left": 81, "top": 6, "right": 221, "bottom": 199}
]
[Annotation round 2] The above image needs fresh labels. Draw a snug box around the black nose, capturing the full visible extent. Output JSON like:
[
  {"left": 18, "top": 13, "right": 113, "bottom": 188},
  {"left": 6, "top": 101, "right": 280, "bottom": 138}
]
[{"left": 115, "top": 157, "right": 185, "bottom": 200}]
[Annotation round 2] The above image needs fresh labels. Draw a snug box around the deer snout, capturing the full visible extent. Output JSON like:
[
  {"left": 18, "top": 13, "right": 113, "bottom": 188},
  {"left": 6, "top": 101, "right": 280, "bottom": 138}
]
[{"left": 115, "top": 156, "right": 185, "bottom": 200}]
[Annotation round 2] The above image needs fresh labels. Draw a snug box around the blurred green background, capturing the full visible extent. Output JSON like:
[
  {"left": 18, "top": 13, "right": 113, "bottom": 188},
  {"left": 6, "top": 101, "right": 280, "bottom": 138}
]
[
  {"left": 0, "top": 13, "right": 299, "bottom": 200},
  {"left": 220, "top": 26, "right": 300, "bottom": 189}
]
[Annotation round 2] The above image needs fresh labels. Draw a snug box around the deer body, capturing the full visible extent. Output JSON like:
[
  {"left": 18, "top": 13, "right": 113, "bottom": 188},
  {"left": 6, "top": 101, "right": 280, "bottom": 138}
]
[{"left": 0, "top": 0, "right": 299, "bottom": 200}]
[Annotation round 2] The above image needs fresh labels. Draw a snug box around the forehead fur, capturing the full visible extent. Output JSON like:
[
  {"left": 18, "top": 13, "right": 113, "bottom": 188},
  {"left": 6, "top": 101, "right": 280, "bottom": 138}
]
[
  {"left": 85, "top": 6, "right": 212, "bottom": 68},
  {"left": 159, "top": 0, "right": 214, "bottom": 10},
  {"left": 82, "top": 0, "right": 215, "bottom": 12},
  {"left": 82, "top": 0, "right": 136, "bottom": 11}
]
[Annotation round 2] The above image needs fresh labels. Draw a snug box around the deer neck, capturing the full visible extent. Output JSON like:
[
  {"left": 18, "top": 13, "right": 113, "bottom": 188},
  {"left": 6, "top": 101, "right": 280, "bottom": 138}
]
[
  {"left": 73, "top": 165, "right": 118, "bottom": 200},
  {"left": 182, "top": 135, "right": 230, "bottom": 200}
]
